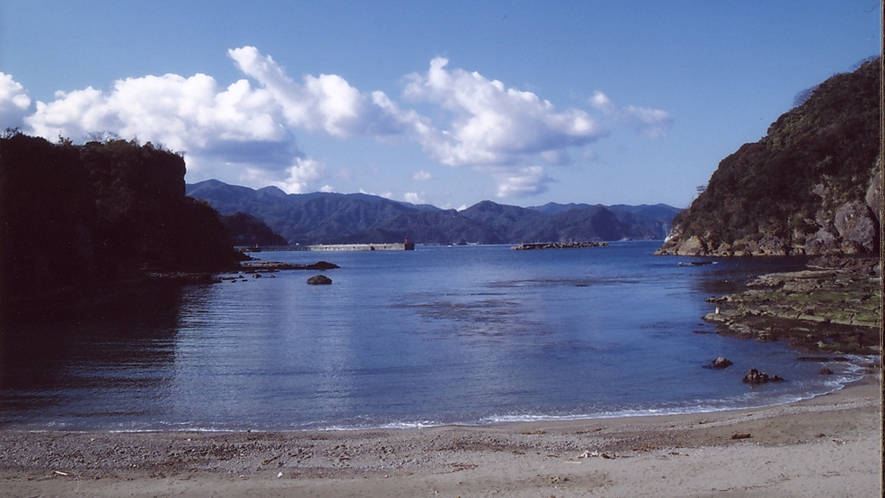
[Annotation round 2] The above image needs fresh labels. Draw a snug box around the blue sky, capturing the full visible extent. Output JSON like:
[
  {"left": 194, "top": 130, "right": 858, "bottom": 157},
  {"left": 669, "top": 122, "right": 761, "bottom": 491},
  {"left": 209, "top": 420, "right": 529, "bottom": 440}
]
[{"left": 0, "top": 1, "right": 879, "bottom": 209}]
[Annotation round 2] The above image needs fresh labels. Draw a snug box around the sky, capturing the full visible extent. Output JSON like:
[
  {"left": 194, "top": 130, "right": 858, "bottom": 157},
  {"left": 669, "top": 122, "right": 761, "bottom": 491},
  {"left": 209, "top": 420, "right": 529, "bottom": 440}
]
[{"left": 0, "top": 1, "right": 880, "bottom": 209}]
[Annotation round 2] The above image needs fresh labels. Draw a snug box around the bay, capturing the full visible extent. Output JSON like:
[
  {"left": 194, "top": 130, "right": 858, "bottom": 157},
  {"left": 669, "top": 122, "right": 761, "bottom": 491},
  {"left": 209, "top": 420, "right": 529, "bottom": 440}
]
[{"left": 0, "top": 241, "right": 867, "bottom": 431}]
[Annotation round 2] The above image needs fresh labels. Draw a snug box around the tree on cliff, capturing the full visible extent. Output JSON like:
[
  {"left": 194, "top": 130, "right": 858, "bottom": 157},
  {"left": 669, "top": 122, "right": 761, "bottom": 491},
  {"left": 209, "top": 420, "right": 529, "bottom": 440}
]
[
  {"left": 0, "top": 133, "right": 243, "bottom": 318},
  {"left": 658, "top": 57, "right": 881, "bottom": 257}
]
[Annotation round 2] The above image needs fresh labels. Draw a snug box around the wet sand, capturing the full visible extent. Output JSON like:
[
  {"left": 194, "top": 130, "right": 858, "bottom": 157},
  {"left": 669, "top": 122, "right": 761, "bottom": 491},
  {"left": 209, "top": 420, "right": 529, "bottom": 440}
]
[{"left": 1, "top": 375, "right": 879, "bottom": 497}]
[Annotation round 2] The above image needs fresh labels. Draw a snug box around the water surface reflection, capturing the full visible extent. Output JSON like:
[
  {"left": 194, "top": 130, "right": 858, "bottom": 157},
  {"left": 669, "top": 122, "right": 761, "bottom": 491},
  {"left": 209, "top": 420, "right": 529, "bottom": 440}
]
[{"left": 0, "top": 284, "right": 193, "bottom": 427}]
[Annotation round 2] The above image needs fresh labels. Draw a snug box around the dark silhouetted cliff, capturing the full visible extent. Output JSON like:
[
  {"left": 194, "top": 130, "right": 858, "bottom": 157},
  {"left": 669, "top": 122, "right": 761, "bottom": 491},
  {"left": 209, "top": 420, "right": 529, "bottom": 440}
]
[{"left": 0, "top": 133, "right": 243, "bottom": 318}]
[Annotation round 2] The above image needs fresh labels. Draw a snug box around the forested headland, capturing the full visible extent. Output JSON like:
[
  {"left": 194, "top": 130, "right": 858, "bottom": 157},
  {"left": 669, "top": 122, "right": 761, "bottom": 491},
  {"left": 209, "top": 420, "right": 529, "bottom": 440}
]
[
  {"left": 0, "top": 133, "right": 244, "bottom": 320},
  {"left": 657, "top": 57, "right": 881, "bottom": 257}
]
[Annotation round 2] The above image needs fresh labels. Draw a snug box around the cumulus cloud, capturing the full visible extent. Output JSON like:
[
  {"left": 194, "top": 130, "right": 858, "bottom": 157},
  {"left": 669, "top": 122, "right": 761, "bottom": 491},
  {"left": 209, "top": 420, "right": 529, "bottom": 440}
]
[
  {"left": 19, "top": 46, "right": 432, "bottom": 193},
  {"left": 404, "top": 58, "right": 607, "bottom": 167},
  {"left": 242, "top": 157, "right": 326, "bottom": 194},
  {"left": 590, "top": 91, "right": 672, "bottom": 139},
  {"left": 6, "top": 48, "right": 671, "bottom": 200},
  {"left": 26, "top": 72, "right": 294, "bottom": 175},
  {"left": 279, "top": 157, "right": 325, "bottom": 193},
  {"left": 228, "top": 46, "right": 420, "bottom": 139},
  {"left": 403, "top": 192, "right": 425, "bottom": 204},
  {"left": 490, "top": 165, "right": 554, "bottom": 198},
  {"left": 0, "top": 73, "right": 32, "bottom": 130}
]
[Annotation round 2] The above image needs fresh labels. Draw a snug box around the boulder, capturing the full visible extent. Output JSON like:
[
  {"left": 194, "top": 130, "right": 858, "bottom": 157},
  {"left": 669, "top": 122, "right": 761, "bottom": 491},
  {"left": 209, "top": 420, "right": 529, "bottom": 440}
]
[
  {"left": 306, "top": 275, "right": 332, "bottom": 285},
  {"left": 676, "top": 235, "right": 706, "bottom": 256},
  {"left": 741, "top": 368, "right": 769, "bottom": 385},
  {"left": 834, "top": 200, "right": 876, "bottom": 253},
  {"left": 712, "top": 357, "right": 733, "bottom": 369}
]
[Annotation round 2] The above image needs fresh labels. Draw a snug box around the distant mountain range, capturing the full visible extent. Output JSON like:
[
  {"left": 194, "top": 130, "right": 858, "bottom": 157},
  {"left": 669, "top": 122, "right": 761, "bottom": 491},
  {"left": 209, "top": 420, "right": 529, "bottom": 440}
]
[{"left": 186, "top": 180, "right": 680, "bottom": 246}]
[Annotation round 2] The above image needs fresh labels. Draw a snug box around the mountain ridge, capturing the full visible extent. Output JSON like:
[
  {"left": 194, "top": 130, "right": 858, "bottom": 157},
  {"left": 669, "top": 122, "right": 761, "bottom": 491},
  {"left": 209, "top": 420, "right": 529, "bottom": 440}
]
[{"left": 186, "top": 180, "right": 680, "bottom": 246}]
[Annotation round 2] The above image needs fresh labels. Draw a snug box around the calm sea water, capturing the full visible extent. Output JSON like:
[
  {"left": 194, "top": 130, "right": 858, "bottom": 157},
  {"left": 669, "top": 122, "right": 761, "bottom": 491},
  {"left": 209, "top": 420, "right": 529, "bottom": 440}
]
[{"left": 0, "top": 241, "right": 868, "bottom": 431}]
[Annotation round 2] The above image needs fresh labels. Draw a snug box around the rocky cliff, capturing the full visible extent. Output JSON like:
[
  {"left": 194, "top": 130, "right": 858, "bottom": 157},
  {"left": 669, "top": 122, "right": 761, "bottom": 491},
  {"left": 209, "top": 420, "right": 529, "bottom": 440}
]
[
  {"left": 0, "top": 133, "right": 244, "bottom": 319},
  {"left": 657, "top": 57, "right": 881, "bottom": 257}
]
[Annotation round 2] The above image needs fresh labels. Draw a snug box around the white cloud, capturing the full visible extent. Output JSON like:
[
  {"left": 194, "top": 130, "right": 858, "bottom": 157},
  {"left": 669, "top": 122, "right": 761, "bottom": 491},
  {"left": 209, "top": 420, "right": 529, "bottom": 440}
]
[
  {"left": 5, "top": 48, "right": 671, "bottom": 202},
  {"left": 228, "top": 46, "right": 419, "bottom": 139},
  {"left": 26, "top": 72, "right": 295, "bottom": 173},
  {"left": 491, "top": 165, "right": 554, "bottom": 198},
  {"left": 0, "top": 73, "right": 32, "bottom": 130},
  {"left": 242, "top": 157, "right": 326, "bottom": 194},
  {"left": 404, "top": 58, "right": 608, "bottom": 167},
  {"left": 590, "top": 91, "right": 672, "bottom": 139},
  {"left": 403, "top": 192, "right": 425, "bottom": 204},
  {"left": 21, "top": 46, "right": 422, "bottom": 190}
]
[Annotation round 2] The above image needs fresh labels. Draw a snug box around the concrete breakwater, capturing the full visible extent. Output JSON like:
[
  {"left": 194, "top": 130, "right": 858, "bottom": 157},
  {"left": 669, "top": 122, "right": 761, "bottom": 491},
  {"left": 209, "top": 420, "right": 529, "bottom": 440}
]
[
  {"left": 512, "top": 241, "right": 608, "bottom": 250},
  {"left": 250, "top": 242, "right": 415, "bottom": 252}
]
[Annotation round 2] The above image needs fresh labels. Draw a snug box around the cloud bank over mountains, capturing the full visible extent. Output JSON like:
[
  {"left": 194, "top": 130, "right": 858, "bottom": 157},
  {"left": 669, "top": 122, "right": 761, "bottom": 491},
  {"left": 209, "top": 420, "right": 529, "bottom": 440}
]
[{"left": 0, "top": 46, "right": 671, "bottom": 200}]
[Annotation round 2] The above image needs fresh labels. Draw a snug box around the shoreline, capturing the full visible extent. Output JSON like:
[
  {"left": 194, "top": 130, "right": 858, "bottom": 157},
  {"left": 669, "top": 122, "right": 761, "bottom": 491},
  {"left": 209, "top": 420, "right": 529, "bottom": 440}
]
[
  {"left": 703, "top": 254, "right": 880, "bottom": 356},
  {"left": 2, "top": 375, "right": 879, "bottom": 497}
]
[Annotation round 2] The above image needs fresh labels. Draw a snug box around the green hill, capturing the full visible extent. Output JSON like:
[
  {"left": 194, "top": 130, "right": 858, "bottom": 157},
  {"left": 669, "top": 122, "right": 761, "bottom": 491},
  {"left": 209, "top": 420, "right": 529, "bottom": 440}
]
[{"left": 657, "top": 57, "right": 881, "bottom": 257}]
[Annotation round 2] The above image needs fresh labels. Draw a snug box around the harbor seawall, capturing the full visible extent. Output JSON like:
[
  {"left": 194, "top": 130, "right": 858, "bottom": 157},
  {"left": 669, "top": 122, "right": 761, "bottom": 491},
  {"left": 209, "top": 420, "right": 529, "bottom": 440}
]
[{"left": 246, "top": 242, "right": 415, "bottom": 252}]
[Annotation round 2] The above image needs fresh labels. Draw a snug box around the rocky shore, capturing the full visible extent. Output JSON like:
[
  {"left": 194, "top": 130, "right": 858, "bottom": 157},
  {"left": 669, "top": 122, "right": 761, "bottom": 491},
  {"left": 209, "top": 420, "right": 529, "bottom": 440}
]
[{"left": 703, "top": 255, "right": 881, "bottom": 356}]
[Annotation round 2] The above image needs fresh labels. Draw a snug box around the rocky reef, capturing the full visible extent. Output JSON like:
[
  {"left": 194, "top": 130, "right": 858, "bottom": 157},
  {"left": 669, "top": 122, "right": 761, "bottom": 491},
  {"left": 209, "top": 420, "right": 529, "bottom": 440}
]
[{"left": 703, "top": 256, "right": 881, "bottom": 355}]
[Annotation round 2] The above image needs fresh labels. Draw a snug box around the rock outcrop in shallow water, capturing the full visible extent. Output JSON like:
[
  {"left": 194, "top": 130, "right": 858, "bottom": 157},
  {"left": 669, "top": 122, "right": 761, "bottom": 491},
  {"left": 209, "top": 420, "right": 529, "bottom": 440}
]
[{"left": 703, "top": 256, "right": 881, "bottom": 355}]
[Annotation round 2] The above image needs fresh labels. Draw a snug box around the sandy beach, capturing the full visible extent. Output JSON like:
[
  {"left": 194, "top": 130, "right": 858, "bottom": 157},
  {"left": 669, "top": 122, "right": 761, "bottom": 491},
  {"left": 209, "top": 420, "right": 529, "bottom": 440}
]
[{"left": 0, "top": 374, "right": 879, "bottom": 497}]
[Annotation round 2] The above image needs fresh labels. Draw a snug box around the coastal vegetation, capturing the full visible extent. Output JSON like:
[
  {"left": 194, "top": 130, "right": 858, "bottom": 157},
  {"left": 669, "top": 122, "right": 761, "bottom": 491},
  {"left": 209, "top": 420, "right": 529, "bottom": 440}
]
[
  {"left": 655, "top": 56, "right": 882, "bottom": 356},
  {"left": 0, "top": 132, "right": 244, "bottom": 319},
  {"left": 658, "top": 57, "right": 881, "bottom": 257}
]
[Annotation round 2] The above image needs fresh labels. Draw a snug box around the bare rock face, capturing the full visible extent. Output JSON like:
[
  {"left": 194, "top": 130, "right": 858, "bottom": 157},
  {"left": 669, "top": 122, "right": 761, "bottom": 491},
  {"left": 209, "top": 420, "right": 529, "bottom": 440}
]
[
  {"left": 834, "top": 200, "right": 877, "bottom": 253},
  {"left": 864, "top": 161, "right": 882, "bottom": 227},
  {"left": 804, "top": 227, "right": 841, "bottom": 256},
  {"left": 675, "top": 235, "right": 706, "bottom": 256}
]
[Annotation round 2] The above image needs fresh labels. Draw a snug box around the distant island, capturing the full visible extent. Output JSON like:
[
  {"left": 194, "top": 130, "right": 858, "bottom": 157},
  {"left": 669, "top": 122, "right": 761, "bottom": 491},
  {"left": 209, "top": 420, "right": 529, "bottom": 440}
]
[
  {"left": 186, "top": 180, "right": 680, "bottom": 246},
  {"left": 657, "top": 56, "right": 880, "bottom": 257}
]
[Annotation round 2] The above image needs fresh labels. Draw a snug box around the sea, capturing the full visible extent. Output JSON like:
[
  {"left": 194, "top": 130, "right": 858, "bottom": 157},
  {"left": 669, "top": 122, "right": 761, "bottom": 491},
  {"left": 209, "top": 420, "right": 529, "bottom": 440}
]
[{"left": 0, "top": 241, "right": 870, "bottom": 431}]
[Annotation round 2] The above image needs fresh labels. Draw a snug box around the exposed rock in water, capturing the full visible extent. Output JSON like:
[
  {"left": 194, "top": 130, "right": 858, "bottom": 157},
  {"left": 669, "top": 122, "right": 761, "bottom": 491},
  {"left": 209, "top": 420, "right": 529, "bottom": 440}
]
[
  {"left": 702, "top": 256, "right": 880, "bottom": 355},
  {"left": 241, "top": 261, "right": 340, "bottom": 272},
  {"left": 742, "top": 369, "right": 783, "bottom": 385},
  {"left": 712, "top": 357, "right": 733, "bottom": 369},
  {"left": 307, "top": 275, "right": 332, "bottom": 285},
  {"left": 511, "top": 241, "right": 607, "bottom": 250}
]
